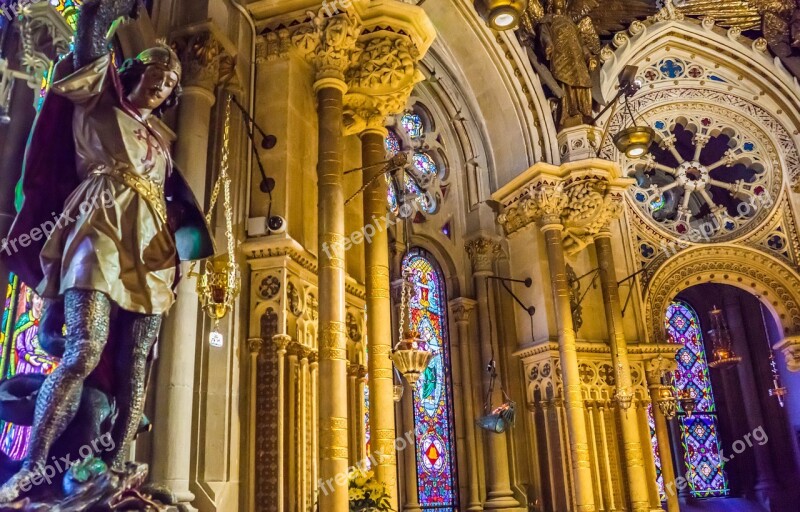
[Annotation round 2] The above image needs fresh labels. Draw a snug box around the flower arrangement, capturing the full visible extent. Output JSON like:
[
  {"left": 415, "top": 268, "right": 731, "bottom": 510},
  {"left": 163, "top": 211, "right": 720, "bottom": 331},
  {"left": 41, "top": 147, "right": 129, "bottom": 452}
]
[{"left": 348, "top": 470, "right": 393, "bottom": 512}]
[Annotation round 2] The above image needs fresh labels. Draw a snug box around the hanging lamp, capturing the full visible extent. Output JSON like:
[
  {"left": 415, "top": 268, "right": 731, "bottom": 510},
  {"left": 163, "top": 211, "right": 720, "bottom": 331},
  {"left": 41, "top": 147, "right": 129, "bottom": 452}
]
[
  {"left": 758, "top": 299, "right": 788, "bottom": 407},
  {"left": 194, "top": 95, "right": 241, "bottom": 347},
  {"left": 390, "top": 168, "right": 433, "bottom": 386},
  {"left": 706, "top": 305, "right": 741, "bottom": 370}
]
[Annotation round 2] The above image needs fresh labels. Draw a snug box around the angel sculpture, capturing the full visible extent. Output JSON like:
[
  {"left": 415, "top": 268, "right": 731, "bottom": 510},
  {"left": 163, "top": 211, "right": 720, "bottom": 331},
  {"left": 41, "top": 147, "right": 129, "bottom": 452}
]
[
  {"left": 520, "top": 0, "right": 656, "bottom": 130},
  {"left": 676, "top": 0, "right": 800, "bottom": 71}
]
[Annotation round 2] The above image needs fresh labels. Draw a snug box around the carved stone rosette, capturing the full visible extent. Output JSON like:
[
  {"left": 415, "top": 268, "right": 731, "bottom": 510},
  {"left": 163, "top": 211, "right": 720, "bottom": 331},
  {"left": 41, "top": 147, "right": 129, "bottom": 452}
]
[{"left": 493, "top": 161, "right": 634, "bottom": 256}]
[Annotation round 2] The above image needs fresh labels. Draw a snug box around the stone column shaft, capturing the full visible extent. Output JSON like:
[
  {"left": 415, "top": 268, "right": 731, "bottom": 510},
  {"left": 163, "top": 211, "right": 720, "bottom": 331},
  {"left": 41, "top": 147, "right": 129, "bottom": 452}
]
[
  {"left": 594, "top": 234, "right": 649, "bottom": 512},
  {"left": 467, "top": 238, "right": 519, "bottom": 510},
  {"left": 452, "top": 300, "right": 483, "bottom": 510},
  {"left": 246, "top": 338, "right": 263, "bottom": 512},
  {"left": 542, "top": 226, "right": 595, "bottom": 512},
  {"left": 275, "top": 335, "right": 290, "bottom": 512},
  {"left": 316, "top": 79, "right": 350, "bottom": 512},
  {"left": 646, "top": 382, "right": 679, "bottom": 512},
  {"left": 151, "top": 85, "right": 216, "bottom": 510},
  {"left": 361, "top": 128, "right": 399, "bottom": 507}
]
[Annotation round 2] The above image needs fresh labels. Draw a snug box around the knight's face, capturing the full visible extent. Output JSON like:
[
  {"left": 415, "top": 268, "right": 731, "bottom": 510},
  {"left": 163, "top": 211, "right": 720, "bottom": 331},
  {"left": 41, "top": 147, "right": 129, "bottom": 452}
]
[{"left": 127, "top": 63, "right": 179, "bottom": 111}]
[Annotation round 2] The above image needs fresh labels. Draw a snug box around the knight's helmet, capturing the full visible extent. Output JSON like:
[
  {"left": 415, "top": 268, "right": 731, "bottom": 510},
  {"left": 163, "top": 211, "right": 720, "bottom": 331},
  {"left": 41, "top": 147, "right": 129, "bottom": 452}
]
[{"left": 134, "top": 43, "right": 182, "bottom": 79}]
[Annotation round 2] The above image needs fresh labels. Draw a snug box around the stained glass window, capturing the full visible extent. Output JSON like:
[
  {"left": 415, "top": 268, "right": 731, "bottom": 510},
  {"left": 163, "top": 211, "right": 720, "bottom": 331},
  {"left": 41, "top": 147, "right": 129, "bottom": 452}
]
[
  {"left": 385, "top": 111, "right": 440, "bottom": 215},
  {"left": 0, "top": 278, "right": 59, "bottom": 460},
  {"left": 647, "top": 403, "right": 666, "bottom": 500},
  {"left": 401, "top": 113, "right": 423, "bottom": 139},
  {"left": 404, "top": 249, "right": 458, "bottom": 510},
  {"left": 51, "top": 0, "right": 83, "bottom": 31},
  {"left": 665, "top": 301, "right": 728, "bottom": 498}
]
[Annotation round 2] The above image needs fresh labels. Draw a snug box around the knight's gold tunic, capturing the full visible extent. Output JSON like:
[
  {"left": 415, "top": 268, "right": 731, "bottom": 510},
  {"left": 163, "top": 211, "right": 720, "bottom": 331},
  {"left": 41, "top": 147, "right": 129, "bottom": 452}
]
[{"left": 37, "top": 55, "right": 177, "bottom": 315}]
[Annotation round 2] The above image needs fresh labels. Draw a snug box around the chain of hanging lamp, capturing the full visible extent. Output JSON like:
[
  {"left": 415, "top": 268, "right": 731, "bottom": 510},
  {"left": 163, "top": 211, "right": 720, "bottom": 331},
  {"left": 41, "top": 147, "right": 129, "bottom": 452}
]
[
  {"left": 389, "top": 167, "right": 433, "bottom": 386},
  {"left": 195, "top": 95, "right": 241, "bottom": 346}
]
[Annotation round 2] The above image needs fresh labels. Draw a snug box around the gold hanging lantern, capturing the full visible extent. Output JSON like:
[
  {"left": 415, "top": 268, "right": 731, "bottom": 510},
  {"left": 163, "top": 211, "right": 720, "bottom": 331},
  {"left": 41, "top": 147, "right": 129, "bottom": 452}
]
[
  {"left": 195, "top": 95, "right": 241, "bottom": 346},
  {"left": 706, "top": 306, "right": 742, "bottom": 370},
  {"left": 656, "top": 385, "right": 678, "bottom": 420},
  {"left": 391, "top": 266, "right": 433, "bottom": 386},
  {"left": 678, "top": 389, "right": 697, "bottom": 418}
]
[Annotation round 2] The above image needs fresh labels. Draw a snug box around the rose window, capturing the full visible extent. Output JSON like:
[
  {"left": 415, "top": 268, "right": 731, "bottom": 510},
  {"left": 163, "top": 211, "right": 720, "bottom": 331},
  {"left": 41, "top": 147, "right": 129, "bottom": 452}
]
[{"left": 627, "top": 108, "right": 778, "bottom": 241}]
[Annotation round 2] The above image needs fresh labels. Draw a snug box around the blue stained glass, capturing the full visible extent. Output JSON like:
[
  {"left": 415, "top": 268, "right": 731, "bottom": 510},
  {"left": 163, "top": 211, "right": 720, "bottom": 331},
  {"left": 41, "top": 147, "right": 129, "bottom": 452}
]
[
  {"left": 385, "top": 131, "right": 401, "bottom": 156},
  {"left": 660, "top": 59, "right": 684, "bottom": 78},
  {"left": 413, "top": 153, "right": 437, "bottom": 177},
  {"left": 401, "top": 113, "right": 423, "bottom": 139},
  {"left": 666, "top": 301, "right": 728, "bottom": 498},
  {"left": 650, "top": 195, "right": 666, "bottom": 211},
  {"left": 404, "top": 250, "right": 458, "bottom": 509},
  {"left": 743, "top": 141, "right": 755, "bottom": 152},
  {"left": 655, "top": 120, "right": 666, "bottom": 130}
]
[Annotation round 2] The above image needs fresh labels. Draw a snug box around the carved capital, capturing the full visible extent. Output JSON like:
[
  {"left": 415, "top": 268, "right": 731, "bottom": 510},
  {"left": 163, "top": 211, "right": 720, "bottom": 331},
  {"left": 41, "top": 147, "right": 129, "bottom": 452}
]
[
  {"left": 775, "top": 336, "right": 800, "bottom": 372},
  {"left": 247, "top": 337, "right": 264, "bottom": 355},
  {"left": 449, "top": 298, "right": 477, "bottom": 324},
  {"left": 290, "top": 14, "right": 360, "bottom": 85},
  {"left": 171, "top": 27, "right": 234, "bottom": 91},
  {"left": 343, "top": 33, "right": 424, "bottom": 135},
  {"left": 493, "top": 162, "right": 633, "bottom": 256},
  {"left": 644, "top": 353, "right": 678, "bottom": 383},
  {"left": 465, "top": 237, "right": 503, "bottom": 274},
  {"left": 273, "top": 334, "right": 292, "bottom": 353}
]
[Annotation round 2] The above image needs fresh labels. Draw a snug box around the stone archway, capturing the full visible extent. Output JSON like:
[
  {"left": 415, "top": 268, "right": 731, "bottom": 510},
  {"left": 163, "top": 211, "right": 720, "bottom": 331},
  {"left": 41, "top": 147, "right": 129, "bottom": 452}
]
[{"left": 644, "top": 245, "right": 800, "bottom": 342}]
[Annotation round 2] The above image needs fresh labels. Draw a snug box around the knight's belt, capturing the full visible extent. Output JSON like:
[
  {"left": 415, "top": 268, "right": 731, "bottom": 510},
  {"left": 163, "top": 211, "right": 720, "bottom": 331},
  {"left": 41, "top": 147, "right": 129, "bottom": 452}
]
[{"left": 89, "top": 165, "right": 167, "bottom": 223}]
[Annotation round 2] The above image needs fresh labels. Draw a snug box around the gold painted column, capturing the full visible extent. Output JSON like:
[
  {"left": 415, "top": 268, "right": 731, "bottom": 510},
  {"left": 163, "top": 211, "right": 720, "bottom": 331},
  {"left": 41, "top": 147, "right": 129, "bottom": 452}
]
[
  {"left": 356, "top": 364, "right": 369, "bottom": 464},
  {"left": 361, "top": 127, "right": 399, "bottom": 507},
  {"left": 450, "top": 298, "right": 483, "bottom": 510},
  {"left": 466, "top": 237, "right": 520, "bottom": 509},
  {"left": 594, "top": 232, "right": 649, "bottom": 512},
  {"left": 539, "top": 217, "right": 595, "bottom": 512},
  {"left": 314, "top": 16, "right": 357, "bottom": 512},
  {"left": 645, "top": 360, "right": 679, "bottom": 512}
]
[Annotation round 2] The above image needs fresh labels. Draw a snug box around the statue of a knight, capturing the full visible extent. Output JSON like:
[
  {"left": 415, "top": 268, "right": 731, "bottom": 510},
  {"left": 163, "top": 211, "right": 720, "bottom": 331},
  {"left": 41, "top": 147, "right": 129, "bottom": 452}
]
[{"left": 0, "top": 0, "right": 213, "bottom": 502}]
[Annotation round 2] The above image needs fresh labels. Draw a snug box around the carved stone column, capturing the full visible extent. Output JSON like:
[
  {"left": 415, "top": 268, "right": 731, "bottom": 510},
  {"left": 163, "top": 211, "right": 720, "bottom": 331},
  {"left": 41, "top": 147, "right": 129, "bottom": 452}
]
[
  {"left": 309, "top": 351, "right": 319, "bottom": 504},
  {"left": 594, "top": 231, "right": 649, "bottom": 512},
  {"left": 645, "top": 357, "right": 679, "bottom": 512},
  {"left": 309, "top": 15, "right": 359, "bottom": 512},
  {"left": 356, "top": 364, "right": 369, "bottom": 465},
  {"left": 274, "top": 334, "right": 291, "bottom": 512},
  {"left": 151, "top": 29, "right": 228, "bottom": 509},
  {"left": 465, "top": 237, "right": 520, "bottom": 510},
  {"left": 493, "top": 159, "right": 635, "bottom": 512},
  {"left": 450, "top": 298, "right": 483, "bottom": 510},
  {"left": 246, "top": 338, "right": 264, "bottom": 512}
]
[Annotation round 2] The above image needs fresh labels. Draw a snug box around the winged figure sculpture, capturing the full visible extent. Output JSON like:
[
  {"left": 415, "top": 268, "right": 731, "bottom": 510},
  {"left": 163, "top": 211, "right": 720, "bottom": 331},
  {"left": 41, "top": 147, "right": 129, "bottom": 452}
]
[
  {"left": 520, "top": 0, "right": 657, "bottom": 129},
  {"left": 676, "top": 0, "right": 800, "bottom": 59}
]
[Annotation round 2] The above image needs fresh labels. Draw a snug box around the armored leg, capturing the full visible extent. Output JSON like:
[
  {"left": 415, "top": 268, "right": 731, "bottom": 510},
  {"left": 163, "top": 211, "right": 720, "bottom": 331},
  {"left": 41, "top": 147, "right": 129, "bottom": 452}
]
[
  {"left": 107, "top": 311, "right": 161, "bottom": 469},
  {"left": 0, "top": 289, "right": 110, "bottom": 503}
]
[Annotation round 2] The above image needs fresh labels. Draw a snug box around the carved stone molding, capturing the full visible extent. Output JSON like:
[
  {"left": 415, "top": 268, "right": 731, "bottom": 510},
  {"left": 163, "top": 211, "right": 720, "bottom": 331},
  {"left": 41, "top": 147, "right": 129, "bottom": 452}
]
[
  {"left": 465, "top": 237, "right": 503, "bottom": 274},
  {"left": 18, "top": 3, "right": 72, "bottom": 84},
  {"left": 493, "top": 161, "right": 633, "bottom": 256}
]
